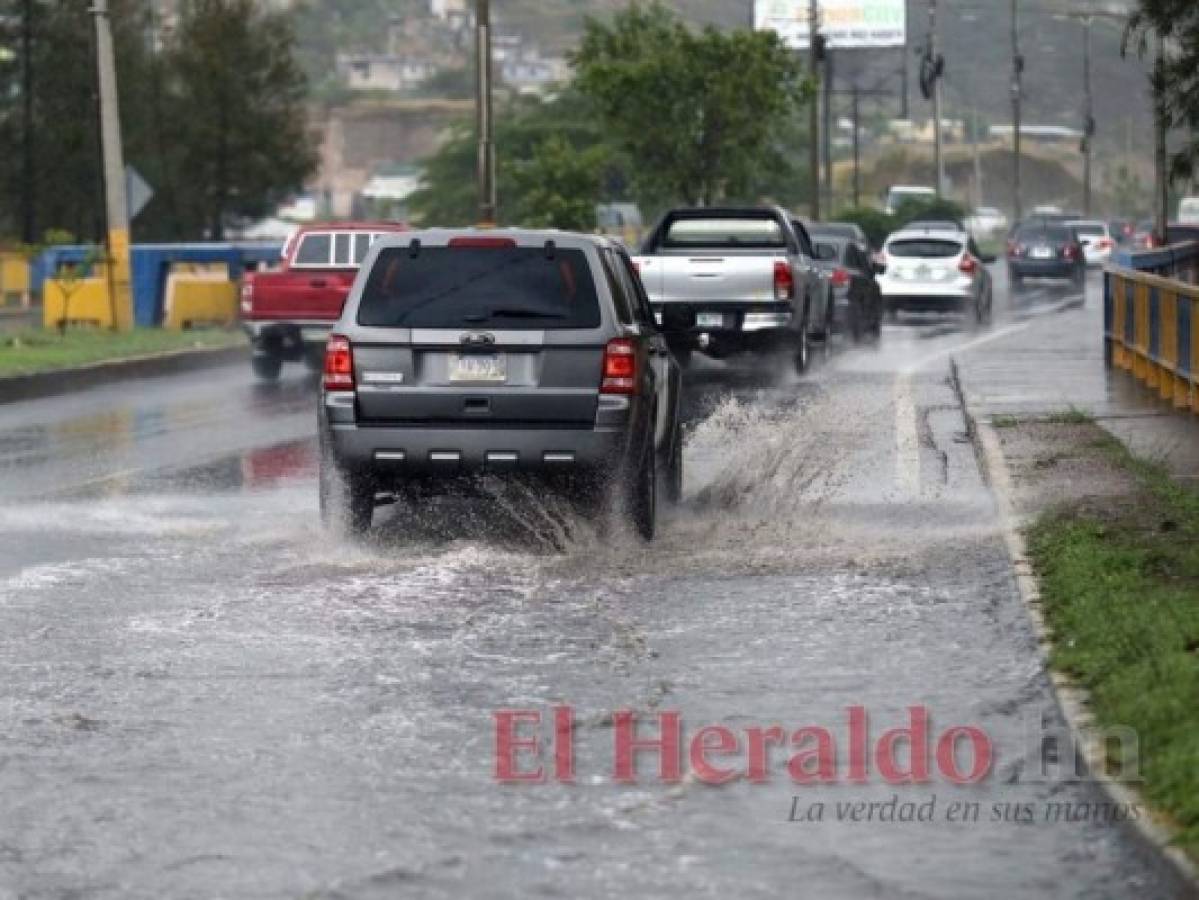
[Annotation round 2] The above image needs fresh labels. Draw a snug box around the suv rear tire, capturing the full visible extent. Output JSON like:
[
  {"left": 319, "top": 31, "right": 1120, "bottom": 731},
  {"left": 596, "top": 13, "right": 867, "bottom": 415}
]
[
  {"left": 628, "top": 436, "right": 657, "bottom": 541},
  {"left": 663, "top": 421, "right": 684, "bottom": 505}
]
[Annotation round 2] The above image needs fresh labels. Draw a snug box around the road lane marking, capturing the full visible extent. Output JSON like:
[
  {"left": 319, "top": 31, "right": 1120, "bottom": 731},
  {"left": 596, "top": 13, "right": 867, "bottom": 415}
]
[{"left": 894, "top": 373, "right": 920, "bottom": 495}]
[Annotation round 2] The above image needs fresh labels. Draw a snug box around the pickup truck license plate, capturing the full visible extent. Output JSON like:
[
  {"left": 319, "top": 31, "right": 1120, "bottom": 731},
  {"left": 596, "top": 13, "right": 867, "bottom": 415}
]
[
  {"left": 697, "top": 312, "right": 724, "bottom": 328},
  {"left": 451, "top": 353, "right": 506, "bottom": 383},
  {"left": 1031, "top": 246, "right": 1054, "bottom": 259}
]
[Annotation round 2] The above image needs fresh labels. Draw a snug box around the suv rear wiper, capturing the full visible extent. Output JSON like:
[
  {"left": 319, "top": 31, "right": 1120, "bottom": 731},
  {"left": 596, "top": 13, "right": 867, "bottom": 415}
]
[{"left": 464, "top": 309, "right": 568, "bottom": 322}]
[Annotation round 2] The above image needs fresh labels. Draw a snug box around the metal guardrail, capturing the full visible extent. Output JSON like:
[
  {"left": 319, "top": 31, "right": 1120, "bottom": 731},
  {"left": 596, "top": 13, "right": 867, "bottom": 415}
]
[{"left": 1105, "top": 253, "right": 1199, "bottom": 415}]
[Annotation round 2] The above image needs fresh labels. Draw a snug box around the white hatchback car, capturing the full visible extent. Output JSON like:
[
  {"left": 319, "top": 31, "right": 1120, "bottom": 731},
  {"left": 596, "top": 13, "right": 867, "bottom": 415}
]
[
  {"left": 877, "top": 227, "right": 994, "bottom": 324},
  {"left": 1068, "top": 220, "right": 1116, "bottom": 267}
]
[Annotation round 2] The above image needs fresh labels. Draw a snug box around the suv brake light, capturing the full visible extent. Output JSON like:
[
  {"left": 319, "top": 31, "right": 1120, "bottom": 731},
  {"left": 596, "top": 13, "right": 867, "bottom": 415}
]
[
  {"left": 959, "top": 256, "right": 979, "bottom": 276},
  {"left": 830, "top": 267, "right": 850, "bottom": 288},
  {"left": 323, "top": 335, "right": 355, "bottom": 391},
  {"left": 1063, "top": 244, "right": 1079, "bottom": 261},
  {"left": 601, "top": 338, "right": 637, "bottom": 395},
  {"left": 239, "top": 278, "right": 254, "bottom": 314},
  {"left": 774, "top": 261, "right": 794, "bottom": 301}
]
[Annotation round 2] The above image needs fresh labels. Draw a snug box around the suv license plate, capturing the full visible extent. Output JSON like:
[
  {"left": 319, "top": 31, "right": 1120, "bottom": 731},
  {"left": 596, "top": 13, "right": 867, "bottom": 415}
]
[
  {"left": 697, "top": 312, "right": 723, "bottom": 328},
  {"left": 452, "top": 353, "right": 507, "bottom": 383},
  {"left": 1032, "top": 246, "right": 1053, "bottom": 259}
]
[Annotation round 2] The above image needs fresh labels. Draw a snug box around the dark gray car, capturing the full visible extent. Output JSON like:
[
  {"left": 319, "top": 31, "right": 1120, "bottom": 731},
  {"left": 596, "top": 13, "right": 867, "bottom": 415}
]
[{"left": 317, "top": 229, "right": 685, "bottom": 540}]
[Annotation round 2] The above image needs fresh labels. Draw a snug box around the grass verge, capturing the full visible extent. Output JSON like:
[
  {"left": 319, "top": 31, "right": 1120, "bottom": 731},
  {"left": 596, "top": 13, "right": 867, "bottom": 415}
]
[
  {"left": 0, "top": 327, "right": 246, "bottom": 377},
  {"left": 1026, "top": 432, "right": 1199, "bottom": 861}
]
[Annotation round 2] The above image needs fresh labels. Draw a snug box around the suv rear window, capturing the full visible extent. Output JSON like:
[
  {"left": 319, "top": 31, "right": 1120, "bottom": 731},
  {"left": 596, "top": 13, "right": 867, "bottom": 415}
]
[
  {"left": 357, "top": 246, "right": 602, "bottom": 330},
  {"left": 663, "top": 217, "right": 785, "bottom": 248},
  {"left": 887, "top": 239, "right": 962, "bottom": 258}
]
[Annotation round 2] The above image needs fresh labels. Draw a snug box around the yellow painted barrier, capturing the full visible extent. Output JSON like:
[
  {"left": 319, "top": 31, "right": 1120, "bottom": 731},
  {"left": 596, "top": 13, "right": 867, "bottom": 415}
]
[
  {"left": 0, "top": 252, "right": 30, "bottom": 307},
  {"left": 1105, "top": 265, "right": 1199, "bottom": 417},
  {"left": 163, "top": 273, "right": 238, "bottom": 330},
  {"left": 43, "top": 277, "right": 116, "bottom": 329}
]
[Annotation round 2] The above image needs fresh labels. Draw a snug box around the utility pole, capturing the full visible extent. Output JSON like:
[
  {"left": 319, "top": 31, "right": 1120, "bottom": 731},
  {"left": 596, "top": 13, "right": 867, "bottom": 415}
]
[
  {"left": 91, "top": 0, "right": 133, "bottom": 331},
  {"left": 929, "top": 0, "right": 943, "bottom": 198},
  {"left": 1082, "top": 17, "right": 1093, "bottom": 216},
  {"left": 823, "top": 47, "right": 834, "bottom": 213},
  {"left": 475, "top": 0, "right": 496, "bottom": 226},
  {"left": 1010, "top": 0, "right": 1023, "bottom": 222},
  {"left": 1153, "top": 32, "right": 1168, "bottom": 244},
  {"left": 852, "top": 84, "right": 861, "bottom": 208},
  {"left": 808, "top": 0, "right": 821, "bottom": 221},
  {"left": 20, "top": 0, "right": 34, "bottom": 246}
]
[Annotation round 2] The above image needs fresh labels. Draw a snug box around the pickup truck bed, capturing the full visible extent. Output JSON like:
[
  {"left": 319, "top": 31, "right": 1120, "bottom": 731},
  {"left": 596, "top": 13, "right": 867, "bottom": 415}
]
[{"left": 241, "top": 222, "right": 408, "bottom": 380}]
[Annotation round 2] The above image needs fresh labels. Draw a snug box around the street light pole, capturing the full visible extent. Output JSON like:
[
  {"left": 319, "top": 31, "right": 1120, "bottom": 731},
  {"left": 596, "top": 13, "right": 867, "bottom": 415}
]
[
  {"left": 1082, "top": 17, "right": 1093, "bottom": 217},
  {"left": 808, "top": 0, "right": 821, "bottom": 221},
  {"left": 929, "top": 0, "right": 943, "bottom": 198},
  {"left": 90, "top": 0, "right": 133, "bottom": 331},
  {"left": 20, "top": 0, "right": 35, "bottom": 246},
  {"left": 475, "top": 0, "right": 496, "bottom": 226},
  {"left": 1010, "top": 0, "right": 1022, "bottom": 222}
]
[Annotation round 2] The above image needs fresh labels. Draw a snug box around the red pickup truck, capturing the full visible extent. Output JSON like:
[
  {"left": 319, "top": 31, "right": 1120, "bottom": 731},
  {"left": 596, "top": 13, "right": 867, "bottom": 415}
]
[{"left": 241, "top": 222, "right": 408, "bottom": 379}]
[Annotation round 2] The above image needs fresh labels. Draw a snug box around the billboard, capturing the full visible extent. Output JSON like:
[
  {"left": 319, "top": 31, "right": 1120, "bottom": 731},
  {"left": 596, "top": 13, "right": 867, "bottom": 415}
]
[{"left": 754, "top": 0, "right": 907, "bottom": 50}]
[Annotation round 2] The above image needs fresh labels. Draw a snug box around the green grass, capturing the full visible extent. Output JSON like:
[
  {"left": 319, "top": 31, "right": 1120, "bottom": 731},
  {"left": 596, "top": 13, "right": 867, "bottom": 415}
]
[
  {"left": 1027, "top": 442, "right": 1199, "bottom": 860},
  {"left": 0, "top": 327, "right": 246, "bottom": 377},
  {"left": 1044, "top": 406, "right": 1095, "bottom": 426}
]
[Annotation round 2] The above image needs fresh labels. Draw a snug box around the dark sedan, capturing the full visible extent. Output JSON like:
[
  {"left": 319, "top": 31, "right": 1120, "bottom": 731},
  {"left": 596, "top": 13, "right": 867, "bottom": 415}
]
[
  {"left": 812, "top": 235, "right": 883, "bottom": 343},
  {"left": 1006, "top": 223, "right": 1086, "bottom": 287}
]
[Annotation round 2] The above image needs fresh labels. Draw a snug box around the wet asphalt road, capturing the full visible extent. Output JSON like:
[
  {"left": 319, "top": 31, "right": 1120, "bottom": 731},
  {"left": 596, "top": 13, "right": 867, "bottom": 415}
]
[{"left": 0, "top": 270, "right": 1191, "bottom": 899}]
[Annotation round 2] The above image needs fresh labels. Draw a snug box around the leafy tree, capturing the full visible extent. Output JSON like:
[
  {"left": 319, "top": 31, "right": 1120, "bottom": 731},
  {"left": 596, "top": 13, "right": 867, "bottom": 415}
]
[
  {"left": 161, "top": 0, "right": 316, "bottom": 239},
  {"left": 571, "top": 2, "right": 811, "bottom": 207},
  {"left": 1125, "top": 0, "right": 1199, "bottom": 182},
  {"left": 409, "top": 90, "right": 621, "bottom": 229}
]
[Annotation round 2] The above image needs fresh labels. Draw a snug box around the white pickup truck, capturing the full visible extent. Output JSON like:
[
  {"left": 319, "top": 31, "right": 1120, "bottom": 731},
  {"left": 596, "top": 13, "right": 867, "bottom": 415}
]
[{"left": 632, "top": 207, "right": 829, "bottom": 373}]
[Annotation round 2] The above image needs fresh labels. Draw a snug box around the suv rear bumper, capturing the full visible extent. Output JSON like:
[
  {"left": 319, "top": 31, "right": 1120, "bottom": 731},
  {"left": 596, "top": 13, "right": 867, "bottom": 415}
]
[{"left": 327, "top": 423, "right": 628, "bottom": 476}]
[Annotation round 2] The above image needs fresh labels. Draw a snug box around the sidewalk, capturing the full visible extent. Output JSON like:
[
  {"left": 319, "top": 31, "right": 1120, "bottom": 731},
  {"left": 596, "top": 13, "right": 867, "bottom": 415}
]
[{"left": 953, "top": 291, "right": 1199, "bottom": 480}]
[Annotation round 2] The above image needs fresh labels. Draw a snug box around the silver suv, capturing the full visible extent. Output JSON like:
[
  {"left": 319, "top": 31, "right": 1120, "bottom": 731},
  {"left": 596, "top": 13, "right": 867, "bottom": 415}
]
[{"left": 318, "top": 229, "right": 686, "bottom": 540}]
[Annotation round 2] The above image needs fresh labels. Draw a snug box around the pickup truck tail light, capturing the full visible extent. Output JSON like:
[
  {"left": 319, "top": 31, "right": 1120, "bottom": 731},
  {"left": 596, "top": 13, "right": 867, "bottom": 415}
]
[
  {"left": 323, "top": 335, "right": 355, "bottom": 391},
  {"left": 830, "top": 267, "right": 850, "bottom": 288},
  {"left": 773, "top": 261, "right": 794, "bottom": 301},
  {"left": 601, "top": 338, "right": 637, "bottom": 395},
  {"left": 959, "top": 256, "right": 979, "bottom": 276}
]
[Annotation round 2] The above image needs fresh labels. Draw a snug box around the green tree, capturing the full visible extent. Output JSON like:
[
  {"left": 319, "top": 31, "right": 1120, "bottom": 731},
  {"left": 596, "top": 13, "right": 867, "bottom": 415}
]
[
  {"left": 1125, "top": 1, "right": 1199, "bottom": 182},
  {"left": 161, "top": 0, "right": 316, "bottom": 239},
  {"left": 409, "top": 90, "right": 620, "bottom": 229},
  {"left": 571, "top": 2, "right": 811, "bottom": 207}
]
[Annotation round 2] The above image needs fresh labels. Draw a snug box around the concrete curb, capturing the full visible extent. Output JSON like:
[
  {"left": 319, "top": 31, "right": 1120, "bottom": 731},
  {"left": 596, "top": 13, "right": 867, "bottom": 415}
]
[
  {"left": 0, "top": 344, "right": 247, "bottom": 406},
  {"left": 959, "top": 362, "right": 1199, "bottom": 892}
]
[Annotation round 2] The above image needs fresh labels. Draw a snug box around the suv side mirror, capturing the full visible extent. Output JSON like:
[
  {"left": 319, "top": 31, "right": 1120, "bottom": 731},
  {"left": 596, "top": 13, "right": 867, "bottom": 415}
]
[
  {"left": 659, "top": 305, "right": 695, "bottom": 334},
  {"left": 814, "top": 243, "right": 838, "bottom": 262}
]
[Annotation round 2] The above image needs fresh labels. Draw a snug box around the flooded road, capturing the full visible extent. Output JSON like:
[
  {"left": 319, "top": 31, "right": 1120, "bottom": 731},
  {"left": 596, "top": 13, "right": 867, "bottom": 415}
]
[{"left": 0, "top": 270, "right": 1189, "bottom": 898}]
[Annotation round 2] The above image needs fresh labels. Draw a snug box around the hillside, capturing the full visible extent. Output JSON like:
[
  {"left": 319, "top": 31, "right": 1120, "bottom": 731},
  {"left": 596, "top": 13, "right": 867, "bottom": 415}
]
[{"left": 292, "top": 1, "right": 1153, "bottom": 158}]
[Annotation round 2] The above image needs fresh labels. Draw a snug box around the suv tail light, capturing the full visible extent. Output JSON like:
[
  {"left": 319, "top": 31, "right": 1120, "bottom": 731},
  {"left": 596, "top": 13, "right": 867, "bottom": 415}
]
[
  {"left": 774, "top": 261, "right": 794, "bottom": 301},
  {"left": 959, "top": 255, "right": 979, "bottom": 276},
  {"left": 1063, "top": 243, "right": 1080, "bottom": 261},
  {"left": 601, "top": 338, "right": 637, "bottom": 394},
  {"left": 1097, "top": 238, "right": 1114, "bottom": 251},
  {"left": 1006, "top": 240, "right": 1021, "bottom": 258},
  {"left": 323, "top": 335, "right": 355, "bottom": 391},
  {"left": 239, "top": 277, "right": 254, "bottom": 314},
  {"left": 830, "top": 267, "right": 850, "bottom": 288}
]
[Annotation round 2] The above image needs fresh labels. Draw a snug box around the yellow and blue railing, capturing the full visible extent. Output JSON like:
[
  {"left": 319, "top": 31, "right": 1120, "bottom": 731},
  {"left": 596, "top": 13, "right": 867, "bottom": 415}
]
[{"left": 1106, "top": 244, "right": 1199, "bottom": 415}]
